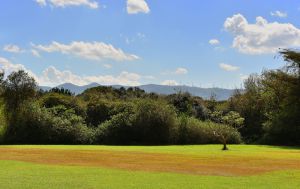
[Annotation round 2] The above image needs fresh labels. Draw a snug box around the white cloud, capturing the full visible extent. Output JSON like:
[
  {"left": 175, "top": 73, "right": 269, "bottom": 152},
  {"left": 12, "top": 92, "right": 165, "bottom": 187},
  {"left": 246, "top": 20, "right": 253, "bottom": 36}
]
[
  {"left": 0, "top": 57, "right": 25, "bottom": 73},
  {"left": 224, "top": 14, "right": 300, "bottom": 54},
  {"left": 31, "top": 49, "right": 41, "bottom": 57},
  {"left": 0, "top": 57, "right": 141, "bottom": 86},
  {"left": 33, "top": 41, "right": 139, "bottom": 61},
  {"left": 36, "top": 0, "right": 47, "bottom": 7},
  {"left": 175, "top": 67, "right": 188, "bottom": 75},
  {"left": 270, "top": 11, "right": 287, "bottom": 18},
  {"left": 0, "top": 57, "right": 38, "bottom": 80},
  {"left": 239, "top": 74, "right": 249, "bottom": 81},
  {"left": 162, "top": 67, "right": 188, "bottom": 75},
  {"left": 3, "top": 44, "right": 23, "bottom": 53},
  {"left": 40, "top": 67, "right": 141, "bottom": 86},
  {"left": 219, "top": 63, "right": 239, "bottom": 71},
  {"left": 127, "top": 0, "right": 150, "bottom": 14},
  {"left": 161, "top": 80, "right": 179, "bottom": 86},
  {"left": 36, "top": 0, "right": 98, "bottom": 9},
  {"left": 209, "top": 39, "right": 220, "bottom": 45}
]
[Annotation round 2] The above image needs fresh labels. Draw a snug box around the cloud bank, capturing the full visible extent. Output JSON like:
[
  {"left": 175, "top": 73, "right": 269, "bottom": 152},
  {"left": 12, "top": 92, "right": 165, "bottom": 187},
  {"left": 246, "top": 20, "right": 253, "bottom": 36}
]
[
  {"left": 224, "top": 14, "right": 300, "bottom": 54},
  {"left": 33, "top": 41, "right": 139, "bottom": 62}
]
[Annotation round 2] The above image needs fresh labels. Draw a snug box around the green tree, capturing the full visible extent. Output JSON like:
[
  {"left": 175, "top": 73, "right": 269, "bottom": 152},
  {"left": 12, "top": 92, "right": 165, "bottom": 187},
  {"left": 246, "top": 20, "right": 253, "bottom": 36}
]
[
  {"left": 229, "top": 74, "right": 266, "bottom": 142},
  {"left": 222, "top": 111, "right": 244, "bottom": 129},
  {"left": 211, "top": 124, "right": 239, "bottom": 150},
  {"left": 2, "top": 70, "right": 37, "bottom": 111},
  {"left": 0, "top": 71, "right": 4, "bottom": 95},
  {"left": 86, "top": 100, "right": 113, "bottom": 127},
  {"left": 261, "top": 50, "right": 300, "bottom": 145}
]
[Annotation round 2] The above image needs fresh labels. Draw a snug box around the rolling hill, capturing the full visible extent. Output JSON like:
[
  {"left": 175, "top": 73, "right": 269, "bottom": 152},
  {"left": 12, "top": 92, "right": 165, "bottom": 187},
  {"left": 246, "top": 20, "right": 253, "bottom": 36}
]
[{"left": 40, "top": 83, "right": 237, "bottom": 100}]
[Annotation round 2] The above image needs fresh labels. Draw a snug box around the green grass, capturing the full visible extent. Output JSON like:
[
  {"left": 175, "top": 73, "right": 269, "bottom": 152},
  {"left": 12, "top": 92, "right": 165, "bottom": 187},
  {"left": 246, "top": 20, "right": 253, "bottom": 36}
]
[
  {"left": 0, "top": 160, "right": 299, "bottom": 189},
  {"left": 0, "top": 145, "right": 299, "bottom": 189}
]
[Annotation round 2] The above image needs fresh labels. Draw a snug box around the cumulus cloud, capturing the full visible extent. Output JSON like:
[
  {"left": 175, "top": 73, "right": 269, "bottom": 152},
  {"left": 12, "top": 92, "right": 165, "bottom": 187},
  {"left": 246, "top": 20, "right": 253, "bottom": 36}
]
[
  {"left": 0, "top": 56, "right": 141, "bottom": 86},
  {"left": 36, "top": 0, "right": 98, "bottom": 9},
  {"left": 224, "top": 14, "right": 300, "bottom": 54},
  {"left": 3, "top": 44, "right": 23, "bottom": 53},
  {"left": 219, "top": 63, "right": 239, "bottom": 71},
  {"left": 0, "top": 57, "right": 38, "bottom": 80},
  {"left": 161, "top": 80, "right": 179, "bottom": 86},
  {"left": 0, "top": 57, "right": 25, "bottom": 73},
  {"left": 209, "top": 39, "right": 220, "bottom": 45},
  {"left": 270, "top": 11, "right": 287, "bottom": 18},
  {"left": 174, "top": 67, "right": 188, "bottom": 75},
  {"left": 36, "top": 0, "right": 47, "bottom": 7},
  {"left": 32, "top": 41, "right": 139, "bottom": 61},
  {"left": 127, "top": 0, "right": 150, "bottom": 14}
]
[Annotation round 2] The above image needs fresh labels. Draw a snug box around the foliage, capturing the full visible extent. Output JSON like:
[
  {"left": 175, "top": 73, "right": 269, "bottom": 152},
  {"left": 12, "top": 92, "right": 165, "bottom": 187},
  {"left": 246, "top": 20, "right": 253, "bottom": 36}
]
[
  {"left": 49, "top": 87, "right": 74, "bottom": 96},
  {"left": 0, "top": 100, "right": 6, "bottom": 142},
  {"left": 229, "top": 50, "right": 300, "bottom": 145},
  {"left": 2, "top": 70, "right": 37, "bottom": 111},
  {"left": 1, "top": 49, "right": 299, "bottom": 146},
  {"left": 176, "top": 116, "right": 241, "bottom": 145},
  {"left": 167, "top": 92, "right": 209, "bottom": 120},
  {"left": 96, "top": 99, "right": 178, "bottom": 145},
  {"left": 39, "top": 93, "right": 86, "bottom": 117},
  {"left": 0, "top": 71, "right": 4, "bottom": 95},
  {"left": 4, "top": 102, "right": 94, "bottom": 144},
  {"left": 86, "top": 100, "right": 115, "bottom": 127},
  {"left": 228, "top": 75, "right": 267, "bottom": 142}
]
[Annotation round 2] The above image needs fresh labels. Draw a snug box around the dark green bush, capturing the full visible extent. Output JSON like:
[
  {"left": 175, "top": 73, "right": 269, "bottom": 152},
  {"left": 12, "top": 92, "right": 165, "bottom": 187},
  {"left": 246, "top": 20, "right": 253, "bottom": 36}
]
[
  {"left": 175, "top": 116, "right": 241, "bottom": 144},
  {"left": 86, "top": 100, "right": 115, "bottom": 127},
  {"left": 39, "top": 93, "right": 86, "bottom": 117},
  {"left": 96, "top": 99, "right": 177, "bottom": 145},
  {"left": 4, "top": 102, "right": 94, "bottom": 144}
]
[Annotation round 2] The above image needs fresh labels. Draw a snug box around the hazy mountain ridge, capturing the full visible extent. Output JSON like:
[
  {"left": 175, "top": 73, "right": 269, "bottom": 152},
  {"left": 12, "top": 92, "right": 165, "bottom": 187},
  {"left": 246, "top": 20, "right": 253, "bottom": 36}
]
[{"left": 40, "top": 83, "right": 236, "bottom": 100}]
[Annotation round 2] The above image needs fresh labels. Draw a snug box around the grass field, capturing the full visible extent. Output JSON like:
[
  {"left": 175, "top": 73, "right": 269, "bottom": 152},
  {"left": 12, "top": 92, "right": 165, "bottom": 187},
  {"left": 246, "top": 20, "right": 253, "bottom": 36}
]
[{"left": 0, "top": 145, "right": 299, "bottom": 189}]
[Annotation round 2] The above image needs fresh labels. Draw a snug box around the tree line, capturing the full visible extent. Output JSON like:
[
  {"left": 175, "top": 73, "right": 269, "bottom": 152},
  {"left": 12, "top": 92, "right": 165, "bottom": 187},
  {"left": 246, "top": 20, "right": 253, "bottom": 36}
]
[{"left": 0, "top": 50, "right": 299, "bottom": 148}]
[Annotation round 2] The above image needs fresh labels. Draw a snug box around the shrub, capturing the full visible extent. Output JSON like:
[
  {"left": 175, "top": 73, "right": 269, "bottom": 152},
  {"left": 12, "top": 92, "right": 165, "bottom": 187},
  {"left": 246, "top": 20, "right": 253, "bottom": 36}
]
[
  {"left": 175, "top": 116, "right": 242, "bottom": 144},
  {"left": 4, "top": 102, "right": 94, "bottom": 144},
  {"left": 96, "top": 99, "right": 177, "bottom": 145},
  {"left": 39, "top": 93, "right": 86, "bottom": 117},
  {"left": 0, "top": 101, "right": 6, "bottom": 143},
  {"left": 86, "top": 100, "right": 114, "bottom": 127},
  {"left": 96, "top": 105, "right": 135, "bottom": 144}
]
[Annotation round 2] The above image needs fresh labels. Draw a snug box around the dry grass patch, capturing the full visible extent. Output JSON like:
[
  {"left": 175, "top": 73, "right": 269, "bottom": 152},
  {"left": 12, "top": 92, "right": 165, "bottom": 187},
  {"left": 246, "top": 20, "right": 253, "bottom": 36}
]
[{"left": 0, "top": 146, "right": 300, "bottom": 176}]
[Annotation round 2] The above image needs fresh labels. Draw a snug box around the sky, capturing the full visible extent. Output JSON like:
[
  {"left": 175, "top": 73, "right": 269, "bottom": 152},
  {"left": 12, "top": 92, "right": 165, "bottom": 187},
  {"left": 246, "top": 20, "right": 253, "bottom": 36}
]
[{"left": 0, "top": 0, "right": 300, "bottom": 88}]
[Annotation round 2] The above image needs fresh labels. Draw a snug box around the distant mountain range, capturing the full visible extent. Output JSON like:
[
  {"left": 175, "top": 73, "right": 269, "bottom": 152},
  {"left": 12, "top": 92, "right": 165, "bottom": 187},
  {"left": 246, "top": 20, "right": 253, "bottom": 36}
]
[{"left": 40, "top": 83, "right": 237, "bottom": 100}]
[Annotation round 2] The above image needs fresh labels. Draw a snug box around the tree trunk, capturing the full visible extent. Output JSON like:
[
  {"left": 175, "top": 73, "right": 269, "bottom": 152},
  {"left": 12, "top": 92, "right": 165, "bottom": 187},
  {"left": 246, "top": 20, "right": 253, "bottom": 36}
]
[{"left": 222, "top": 142, "right": 228, "bottom": 150}]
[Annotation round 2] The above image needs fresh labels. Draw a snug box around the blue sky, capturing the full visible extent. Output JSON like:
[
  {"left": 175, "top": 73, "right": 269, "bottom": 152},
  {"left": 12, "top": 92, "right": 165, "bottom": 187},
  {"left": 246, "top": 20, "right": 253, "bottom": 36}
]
[{"left": 0, "top": 0, "right": 300, "bottom": 88}]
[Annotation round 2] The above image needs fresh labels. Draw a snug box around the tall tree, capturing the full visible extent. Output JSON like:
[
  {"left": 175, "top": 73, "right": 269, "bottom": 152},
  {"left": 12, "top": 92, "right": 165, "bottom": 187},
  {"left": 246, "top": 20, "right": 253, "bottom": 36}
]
[
  {"left": 262, "top": 50, "right": 300, "bottom": 145},
  {"left": 0, "top": 71, "right": 4, "bottom": 95},
  {"left": 2, "top": 70, "right": 37, "bottom": 111}
]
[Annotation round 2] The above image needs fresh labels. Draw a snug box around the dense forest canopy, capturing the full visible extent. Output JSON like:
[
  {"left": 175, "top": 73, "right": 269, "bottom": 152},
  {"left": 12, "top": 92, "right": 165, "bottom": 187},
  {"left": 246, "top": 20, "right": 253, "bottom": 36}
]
[{"left": 0, "top": 50, "right": 299, "bottom": 147}]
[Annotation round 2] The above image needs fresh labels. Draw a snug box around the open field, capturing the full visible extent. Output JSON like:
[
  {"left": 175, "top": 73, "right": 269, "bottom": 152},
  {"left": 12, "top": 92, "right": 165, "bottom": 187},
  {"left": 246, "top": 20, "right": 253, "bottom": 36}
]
[{"left": 0, "top": 145, "right": 300, "bottom": 189}]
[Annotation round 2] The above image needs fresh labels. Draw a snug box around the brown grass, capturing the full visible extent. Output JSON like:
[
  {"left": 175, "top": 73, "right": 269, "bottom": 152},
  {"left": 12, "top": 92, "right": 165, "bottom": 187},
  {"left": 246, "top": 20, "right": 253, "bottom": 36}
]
[{"left": 0, "top": 147, "right": 299, "bottom": 176}]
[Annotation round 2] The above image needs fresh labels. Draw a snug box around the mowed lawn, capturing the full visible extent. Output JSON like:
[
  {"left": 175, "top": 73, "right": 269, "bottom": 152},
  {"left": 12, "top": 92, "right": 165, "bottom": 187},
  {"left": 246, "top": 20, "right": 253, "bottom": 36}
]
[{"left": 0, "top": 145, "right": 299, "bottom": 189}]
